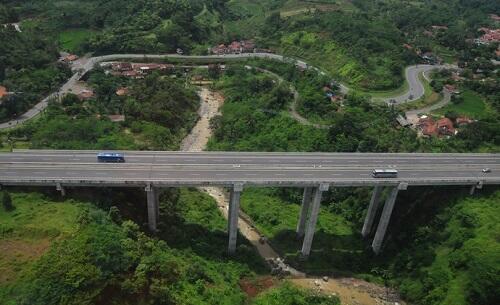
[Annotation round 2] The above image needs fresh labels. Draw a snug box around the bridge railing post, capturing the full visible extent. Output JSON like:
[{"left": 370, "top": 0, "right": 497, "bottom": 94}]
[
  {"left": 300, "top": 183, "right": 329, "bottom": 258},
  {"left": 371, "top": 183, "right": 406, "bottom": 254},
  {"left": 145, "top": 184, "right": 160, "bottom": 233},
  {"left": 362, "top": 186, "right": 383, "bottom": 237},
  {"left": 296, "top": 187, "right": 313, "bottom": 237},
  {"left": 228, "top": 183, "right": 244, "bottom": 254}
]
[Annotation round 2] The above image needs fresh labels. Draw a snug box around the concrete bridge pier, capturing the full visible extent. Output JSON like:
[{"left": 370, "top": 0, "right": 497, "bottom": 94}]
[
  {"left": 228, "top": 183, "right": 244, "bottom": 254},
  {"left": 145, "top": 184, "right": 160, "bottom": 232},
  {"left": 361, "top": 186, "right": 383, "bottom": 237},
  {"left": 371, "top": 183, "right": 406, "bottom": 254},
  {"left": 300, "top": 183, "right": 329, "bottom": 257},
  {"left": 296, "top": 187, "right": 313, "bottom": 237},
  {"left": 56, "top": 183, "right": 66, "bottom": 196}
]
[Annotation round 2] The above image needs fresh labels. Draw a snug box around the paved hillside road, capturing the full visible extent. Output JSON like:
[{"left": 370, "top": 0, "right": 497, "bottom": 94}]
[
  {"left": 0, "top": 150, "right": 498, "bottom": 187},
  {"left": 385, "top": 65, "right": 439, "bottom": 104},
  {"left": 0, "top": 52, "right": 448, "bottom": 130}
]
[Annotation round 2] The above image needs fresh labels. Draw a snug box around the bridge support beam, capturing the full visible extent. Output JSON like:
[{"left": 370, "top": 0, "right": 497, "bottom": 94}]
[
  {"left": 145, "top": 184, "right": 160, "bottom": 233},
  {"left": 228, "top": 183, "right": 244, "bottom": 254},
  {"left": 300, "top": 183, "right": 329, "bottom": 258},
  {"left": 56, "top": 183, "right": 66, "bottom": 196},
  {"left": 296, "top": 187, "right": 313, "bottom": 237},
  {"left": 372, "top": 184, "right": 405, "bottom": 254},
  {"left": 362, "top": 186, "right": 383, "bottom": 237},
  {"left": 469, "top": 185, "right": 476, "bottom": 195}
]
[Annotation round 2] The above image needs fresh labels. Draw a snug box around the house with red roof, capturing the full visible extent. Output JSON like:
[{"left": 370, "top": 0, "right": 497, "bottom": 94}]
[
  {"left": 0, "top": 86, "right": 8, "bottom": 99},
  {"left": 437, "top": 118, "right": 456, "bottom": 136}
]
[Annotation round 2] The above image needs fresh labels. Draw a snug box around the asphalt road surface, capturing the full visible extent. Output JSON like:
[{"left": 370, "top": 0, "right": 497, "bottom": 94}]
[{"left": 1, "top": 150, "right": 498, "bottom": 187}]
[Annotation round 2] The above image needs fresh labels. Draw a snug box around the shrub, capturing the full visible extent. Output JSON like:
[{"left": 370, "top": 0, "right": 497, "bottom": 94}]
[{"left": 2, "top": 191, "right": 15, "bottom": 211}]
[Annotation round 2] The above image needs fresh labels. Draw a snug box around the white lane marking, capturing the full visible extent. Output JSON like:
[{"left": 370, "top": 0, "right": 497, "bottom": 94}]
[
  {"left": 331, "top": 174, "right": 342, "bottom": 176},
  {"left": 215, "top": 173, "right": 227, "bottom": 176},
  {"left": 348, "top": 161, "right": 358, "bottom": 163},
  {"left": 12, "top": 157, "right": 24, "bottom": 160},
  {"left": 5, "top": 171, "right": 16, "bottom": 174},
  {"left": 275, "top": 173, "right": 285, "bottom": 176},
  {"left": 42, "top": 158, "right": 52, "bottom": 161},
  {"left": 304, "top": 174, "right": 313, "bottom": 176},
  {"left": 33, "top": 171, "right": 46, "bottom": 174},
  {"left": 246, "top": 173, "right": 257, "bottom": 176},
  {"left": 190, "top": 173, "right": 200, "bottom": 176},
  {"left": 72, "top": 158, "right": 81, "bottom": 161},
  {"left": 360, "top": 174, "right": 369, "bottom": 176}
]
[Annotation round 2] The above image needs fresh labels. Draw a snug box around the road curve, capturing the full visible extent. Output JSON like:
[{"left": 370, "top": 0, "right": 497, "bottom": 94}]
[{"left": 0, "top": 53, "right": 445, "bottom": 130}]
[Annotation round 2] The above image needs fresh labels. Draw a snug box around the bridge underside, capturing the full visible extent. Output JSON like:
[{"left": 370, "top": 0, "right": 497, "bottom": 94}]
[{"left": 1, "top": 150, "right": 498, "bottom": 256}]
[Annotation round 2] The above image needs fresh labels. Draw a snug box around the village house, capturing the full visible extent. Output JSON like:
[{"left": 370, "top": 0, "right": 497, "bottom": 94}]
[
  {"left": 116, "top": 87, "right": 129, "bottom": 96},
  {"left": 431, "top": 25, "right": 448, "bottom": 31},
  {"left": 60, "top": 54, "right": 79, "bottom": 63},
  {"left": 417, "top": 116, "right": 457, "bottom": 137},
  {"left": 403, "top": 43, "right": 413, "bottom": 50},
  {"left": 77, "top": 89, "right": 94, "bottom": 101},
  {"left": 121, "top": 70, "right": 143, "bottom": 79},
  {"left": 451, "top": 72, "right": 464, "bottom": 82},
  {"left": 107, "top": 114, "right": 125, "bottom": 122},
  {"left": 111, "top": 62, "right": 133, "bottom": 72},
  {"left": 444, "top": 84, "right": 460, "bottom": 94},
  {"left": 211, "top": 40, "right": 256, "bottom": 55},
  {"left": 131, "top": 63, "right": 174, "bottom": 73},
  {"left": 456, "top": 116, "right": 474, "bottom": 126},
  {"left": 0, "top": 85, "right": 8, "bottom": 99},
  {"left": 490, "top": 14, "right": 500, "bottom": 22},
  {"left": 475, "top": 28, "right": 500, "bottom": 45},
  {"left": 436, "top": 118, "right": 456, "bottom": 136}
]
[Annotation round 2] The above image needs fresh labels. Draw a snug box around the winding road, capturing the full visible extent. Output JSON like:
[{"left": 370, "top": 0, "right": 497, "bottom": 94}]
[{"left": 0, "top": 53, "right": 448, "bottom": 130}]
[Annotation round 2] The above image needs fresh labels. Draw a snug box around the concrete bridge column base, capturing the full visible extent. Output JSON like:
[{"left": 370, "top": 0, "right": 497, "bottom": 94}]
[
  {"left": 228, "top": 183, "right": 244, "bottom": 254},
  {"left": 56, "top": 183, "right": 66, "bottom": 196},
  {"left": 296, "top": 187, "right": 313, "bottom": 238},
  {"left": 300, "top": 183, "right": 329, "bottom": 258},
  {"left": 372, "top": 184, "right": 406, "bottom": 254},
  {"left": 145, "top": 184, "right": 160, "bottom": 232},
  {"left": 362, "top": 186, "right": 383, "bottom": 237}
]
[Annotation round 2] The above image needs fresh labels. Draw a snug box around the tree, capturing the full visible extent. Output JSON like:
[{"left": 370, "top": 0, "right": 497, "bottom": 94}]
[{"left": 2, "top": 191, "right": 14, "bottom": 211}]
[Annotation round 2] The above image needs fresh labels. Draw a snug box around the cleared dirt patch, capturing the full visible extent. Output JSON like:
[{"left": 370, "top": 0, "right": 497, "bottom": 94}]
[
  {"left": 0, "top": 238, "right": 51, "bottom": 284},
  {"left": 239, "top": 276, "right": 276, "bottom": 298}
]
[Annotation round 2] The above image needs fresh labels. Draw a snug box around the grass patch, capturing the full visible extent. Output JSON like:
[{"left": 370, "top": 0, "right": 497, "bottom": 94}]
[
  {"left": 58, "top": 28, "right": 96, "bottom": 53},
  {"left": 434, "top": 90, "right": 489, "bottom": 119},
  {"left": 0, "top": 192, "right": 82, "bottom": 288}
]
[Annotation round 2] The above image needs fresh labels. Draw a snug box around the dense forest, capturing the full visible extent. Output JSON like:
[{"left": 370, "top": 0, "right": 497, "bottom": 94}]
[{"left": 6, "top": 70, "right": 199, "bottom": 150}]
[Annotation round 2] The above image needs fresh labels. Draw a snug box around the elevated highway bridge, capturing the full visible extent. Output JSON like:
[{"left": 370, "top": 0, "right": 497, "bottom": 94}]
[{"left": 1, "top": 150, "right": 498, "bottom": 256}]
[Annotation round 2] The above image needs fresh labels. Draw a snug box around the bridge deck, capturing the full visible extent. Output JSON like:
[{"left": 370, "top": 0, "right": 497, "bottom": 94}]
[{"left": 0, "top": 150, "right": 498, "bottom": 187}]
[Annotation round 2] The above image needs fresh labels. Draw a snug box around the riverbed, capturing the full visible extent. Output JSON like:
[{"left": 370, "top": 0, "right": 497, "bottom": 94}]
[{"left": 180, "top": 86, "right": 404, "bottom": 305}]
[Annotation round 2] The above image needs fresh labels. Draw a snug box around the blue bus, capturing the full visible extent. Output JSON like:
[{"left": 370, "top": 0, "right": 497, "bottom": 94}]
[{"left": 97, "top": 152, "right": 125, "bottom": 163}]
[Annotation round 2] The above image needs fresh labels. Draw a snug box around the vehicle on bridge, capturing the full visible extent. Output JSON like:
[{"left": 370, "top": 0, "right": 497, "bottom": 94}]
[
  {"left": 97, "top": 152, "right": 125, "bottom": 163},
  {"left": 372, "top": 169, "right": 398, "bottom": 178}
]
